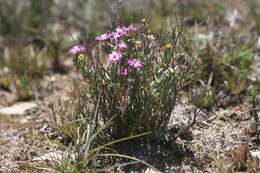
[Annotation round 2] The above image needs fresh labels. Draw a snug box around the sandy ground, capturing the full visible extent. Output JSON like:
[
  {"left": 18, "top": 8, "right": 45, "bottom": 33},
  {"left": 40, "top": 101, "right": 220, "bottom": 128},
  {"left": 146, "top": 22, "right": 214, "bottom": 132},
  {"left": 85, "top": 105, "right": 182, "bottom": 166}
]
[{"left": 0, "top": 61, "right": 259, "bottom": 173}]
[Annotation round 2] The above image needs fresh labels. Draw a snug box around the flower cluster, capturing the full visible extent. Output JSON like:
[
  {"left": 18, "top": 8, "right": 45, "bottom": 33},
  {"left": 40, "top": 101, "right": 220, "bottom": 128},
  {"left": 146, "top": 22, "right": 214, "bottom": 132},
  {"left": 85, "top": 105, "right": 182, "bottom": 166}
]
[
  {"left": 96, "top": 25, "right": 142, "bottom": 76},
  {"left": 95, "top": 25, "right": 138, "bottom": 41},
  {"left": 68, "top": 25, "right": 143, "bottom": 76},
  {"left": 95, "top": 33, "right": 112, "bottom": 41}
]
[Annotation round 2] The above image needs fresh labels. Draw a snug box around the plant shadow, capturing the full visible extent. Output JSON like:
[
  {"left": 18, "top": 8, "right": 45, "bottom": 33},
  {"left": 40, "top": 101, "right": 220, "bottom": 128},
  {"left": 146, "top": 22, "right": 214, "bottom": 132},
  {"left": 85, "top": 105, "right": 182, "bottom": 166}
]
[{"left": 112, "top": 137, "right": 197, "bottom": 173}]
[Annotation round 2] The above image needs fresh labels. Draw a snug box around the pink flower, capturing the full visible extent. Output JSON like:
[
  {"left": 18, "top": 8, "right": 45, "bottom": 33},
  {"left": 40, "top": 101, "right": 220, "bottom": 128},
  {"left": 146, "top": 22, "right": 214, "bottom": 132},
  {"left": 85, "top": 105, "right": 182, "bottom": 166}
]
[
  {"left": 112, "top": 25, "right": 138, "bottom": 39},
  {"left": 120, "top": 67, "right": 128, "bottom": 76},
  {"left": 127, "top": 59, "right": 143, "bottom": 68},
  {"left": 113, "top": 26, "right": 128, "bottom": 39},
  {"left": 113, "top": 31, "right": 127, "bottom": 39},
  {"left": 68, "top": 45, "right": 86, "bottom": 55},
  {"left": 108, "top": 51, "right": 123, "bottom": 62},
  {"left": 96, "top": 33, "right": 112, "bottom": 41},
  {"left": 126, "top": 25, "right": 138, "bottom": 31},
  {"left": 116, "top": 42, "right": 128, "bottom": 49},
  {"left": 115, "top": 25, "right": 128, "bottom": 33}
]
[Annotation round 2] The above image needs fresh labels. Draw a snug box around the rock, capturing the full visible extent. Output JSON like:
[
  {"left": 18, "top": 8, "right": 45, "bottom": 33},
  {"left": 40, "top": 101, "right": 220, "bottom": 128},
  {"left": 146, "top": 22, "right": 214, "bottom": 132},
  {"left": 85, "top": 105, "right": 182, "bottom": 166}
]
[
  {"left": 29, "top": 151, "right": 38, "bottom": 157},
  {"left": 144, "top": 168, "right": 161, "bottom": 173},
  {"left": 257, "top": 94, "right": 260, "bottom": 101},
  {"left": 39, "top": 125, "right": 58, "bottom": 139},
  {"left": 257, "top": 37, "right": 260, "bottom": 48},
  {"left": 130, "top": 167, "right": 162, "bottom": 173},
  {"left": 0, "top": 90, "right": 17, "bottom": 106},
  {"left": 0, "top": 102, "right": 39, "bottom": 116},
  {"left": 250, "top": 151, "right": 260, "bottom": 160},
  {"left": 171, "top": 104, "right": 195, "bottom": 125}
]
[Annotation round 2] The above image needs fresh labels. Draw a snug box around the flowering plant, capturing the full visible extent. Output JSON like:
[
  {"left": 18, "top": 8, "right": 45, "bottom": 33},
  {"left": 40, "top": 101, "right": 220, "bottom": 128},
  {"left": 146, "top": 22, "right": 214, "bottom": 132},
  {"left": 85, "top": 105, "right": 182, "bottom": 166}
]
[{"left": 70, "top": 23, "right": 190, "bottom": 140}]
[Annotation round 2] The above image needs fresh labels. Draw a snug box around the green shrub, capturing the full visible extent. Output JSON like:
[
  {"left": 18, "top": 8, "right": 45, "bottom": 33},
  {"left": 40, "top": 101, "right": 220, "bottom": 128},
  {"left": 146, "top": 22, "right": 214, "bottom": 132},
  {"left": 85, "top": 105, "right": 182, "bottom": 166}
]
[
  {"left": 70, "top": 22, "right": 190, "bottom": 141},
  {"left": 1, "top": 46, "right": 46, "bottom": 100},
  {"left": 184, "top": 29, "right": 254, "bottom": 101}
]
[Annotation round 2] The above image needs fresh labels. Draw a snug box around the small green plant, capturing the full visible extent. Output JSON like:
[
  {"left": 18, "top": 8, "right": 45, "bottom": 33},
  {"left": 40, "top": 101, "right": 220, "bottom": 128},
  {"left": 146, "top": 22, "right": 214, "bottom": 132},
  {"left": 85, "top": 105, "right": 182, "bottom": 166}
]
[
  {"left": 190, "top": 78, "right": 216, "bottom": 108},
  {"left": 69, "top": 21, "right": 190, "bottom": 141},
  {"left": 1, "top": 46, "right": 46, "bottom": 100},
  {"left": 248, "top": 0, "right": 260, "bottom": 34},
  {"left": 0, "top": 0, "right": 53, "bottom": 41},
  {"left": 184, "top": 28, "right": 254, "bottom": 107},
  {"left": 221, "top": 44, "right": 253, "bottom": 95}
]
